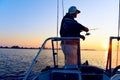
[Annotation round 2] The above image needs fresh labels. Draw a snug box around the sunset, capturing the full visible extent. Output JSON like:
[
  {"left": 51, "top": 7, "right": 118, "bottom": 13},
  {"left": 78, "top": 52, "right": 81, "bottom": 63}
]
[
  {"left": 0, "top": 0, "right": 120, "bottom": 79},
  {"left": 103, "top": 43, "right": 109, "bottom": 50},
  {"left": 0, "top": 0, "right": 119, "bottom": 50}
]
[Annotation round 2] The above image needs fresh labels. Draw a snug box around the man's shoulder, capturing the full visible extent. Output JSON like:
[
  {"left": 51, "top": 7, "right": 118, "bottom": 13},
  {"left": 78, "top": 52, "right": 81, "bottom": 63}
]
[
  {"left": 64, "top": 18, "right": 73, "bottom": 20},
  {"left": 63, "top": 18, "right": 75, "bottom": 23}
]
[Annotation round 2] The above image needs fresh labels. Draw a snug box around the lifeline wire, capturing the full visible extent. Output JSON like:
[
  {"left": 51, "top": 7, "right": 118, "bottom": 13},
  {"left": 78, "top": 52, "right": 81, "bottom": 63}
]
[{"left": 116, "top": 0, "right": 120, "bottom": 66}]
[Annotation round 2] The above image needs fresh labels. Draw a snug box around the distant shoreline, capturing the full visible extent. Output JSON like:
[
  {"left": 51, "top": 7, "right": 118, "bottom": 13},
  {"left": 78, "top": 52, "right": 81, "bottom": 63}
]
[
  {"left": 0, "top": 46, "right": 39, "bottom": 49},
  {"left": 0, "top": 46, "right": 99, "bottom": 51},
  {"left": 0, "top": 47, "right": 39, "bottom": 49}
]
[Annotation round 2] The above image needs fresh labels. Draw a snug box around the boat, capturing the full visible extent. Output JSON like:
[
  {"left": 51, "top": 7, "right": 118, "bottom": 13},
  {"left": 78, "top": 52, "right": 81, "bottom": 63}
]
[
  {"left": 23, "top": 1, "right": 120, "bottom": 80},
  {"left": 22, "top": 37, "right": 120, "bottom": 80}
]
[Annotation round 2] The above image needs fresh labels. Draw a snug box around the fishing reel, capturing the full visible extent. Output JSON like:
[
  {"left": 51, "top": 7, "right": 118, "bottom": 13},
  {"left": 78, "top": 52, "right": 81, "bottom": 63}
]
[
  {"left": 80, "top": 32, "right": 90, "bottom": 40},
  {"left": 80, "top": 30, "right": 90, "bottom": 36},
  {"left": 85, "top": 32, "right": 90, "bottom": 36},
  {"left": 85, "top": 28, "right": 97, "bottom": 36}
]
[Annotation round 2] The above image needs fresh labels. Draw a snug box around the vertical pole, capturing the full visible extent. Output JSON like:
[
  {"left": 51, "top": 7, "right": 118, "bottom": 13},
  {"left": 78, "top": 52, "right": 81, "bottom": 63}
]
[
  {"left": 118, "top": 0, "right": 120, "bottom": 37},
  {"left": 77, "top": 38, "right": 81, "bottom": 69},
  {"left": 109, "top": 37, "right": 112, "bottom": 76},
  {"left": 62, "top": 0, "right": 64, "bottom": 16},
  {"left": 116, "top": 0, "right": 120, "bottom": 67},
  {"left": 56, "top": 0, "right": 59, "bottom": 66},
  {"left": 57, "top": 0, "right": 59, "bottom": 38},
  {"left": 52, "top": 40, "right": 56, "bottom": 67},
  {"left": 106, "top": 37, "right": 112, "bottom": 76}
]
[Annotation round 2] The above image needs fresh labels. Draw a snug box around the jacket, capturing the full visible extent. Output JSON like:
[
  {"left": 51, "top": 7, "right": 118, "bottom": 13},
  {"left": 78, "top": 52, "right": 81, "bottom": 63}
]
[{"left": 60, "top": 13, "right": 87, "bottom": 38}]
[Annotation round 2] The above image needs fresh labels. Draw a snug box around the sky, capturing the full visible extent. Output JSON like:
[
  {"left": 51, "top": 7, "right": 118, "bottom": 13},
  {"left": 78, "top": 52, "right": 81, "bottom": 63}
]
[{"left": 0, "top": 0, "right": 119, "bottom": 50}]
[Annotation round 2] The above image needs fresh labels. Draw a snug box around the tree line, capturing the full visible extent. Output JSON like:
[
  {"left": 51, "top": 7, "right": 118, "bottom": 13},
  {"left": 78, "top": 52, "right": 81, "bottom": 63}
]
[{"left": 0, "top": 45, "right": 40, "bottom": 49}]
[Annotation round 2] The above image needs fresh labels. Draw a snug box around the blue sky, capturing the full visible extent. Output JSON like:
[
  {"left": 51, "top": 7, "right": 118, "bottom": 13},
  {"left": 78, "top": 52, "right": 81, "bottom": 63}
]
[{"left": 0, "top": 0, "right": 119, "bottom": 49}]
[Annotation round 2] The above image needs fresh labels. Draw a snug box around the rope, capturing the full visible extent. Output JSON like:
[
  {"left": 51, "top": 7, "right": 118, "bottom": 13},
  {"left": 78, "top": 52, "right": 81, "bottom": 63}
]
[
  {"left": 56, "top": 0, "right": 65, "bottom": 66},
  {"left": 57, "top": 0, "right": 59, "bottom": 38},
  {"left": 118, "top": 0, "right": 120, "bottom": 37},
  {"left": 62, "top": 0, "right": 64, "bottom": 16},
  {"left": 56, "top": 0, "right": 59, "bottom": 66}
]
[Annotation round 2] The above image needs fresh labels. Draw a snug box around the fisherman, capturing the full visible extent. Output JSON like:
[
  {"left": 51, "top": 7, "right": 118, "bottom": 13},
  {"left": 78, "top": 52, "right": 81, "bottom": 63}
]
[{"left": 60, "top": 6, "right": 89, "bottom": 66}]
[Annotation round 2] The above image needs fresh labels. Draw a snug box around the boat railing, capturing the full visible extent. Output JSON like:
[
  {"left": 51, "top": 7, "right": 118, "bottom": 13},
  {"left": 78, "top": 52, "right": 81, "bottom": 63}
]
[
  {"left": 23, "top": 37, "right": 81, "bottom": 80},
  {"left": 106, "top": 36, "right": 120, "bottom": 76}
]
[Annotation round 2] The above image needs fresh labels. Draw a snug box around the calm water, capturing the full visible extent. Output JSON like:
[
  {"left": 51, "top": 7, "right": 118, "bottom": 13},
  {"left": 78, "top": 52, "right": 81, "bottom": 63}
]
[
  {"left": 0, "top": 48, "right": 119, "bottom": 80},
  {"left": 0, "top": 49, "right": 37, "bottom": 80}
]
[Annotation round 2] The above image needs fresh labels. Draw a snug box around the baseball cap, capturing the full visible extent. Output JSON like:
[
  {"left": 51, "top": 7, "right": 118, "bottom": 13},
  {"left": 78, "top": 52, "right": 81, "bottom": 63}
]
[{"left": 68, "top": 6, "right": 80, "bottom": 14}]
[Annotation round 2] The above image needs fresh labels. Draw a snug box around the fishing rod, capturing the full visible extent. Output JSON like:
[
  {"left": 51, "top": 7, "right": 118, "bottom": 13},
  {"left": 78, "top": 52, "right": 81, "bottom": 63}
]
[
  {"left": 89, "top": 28, "right": 98, "bottom": 31},
  {"left": 84, "top": 28, "right": 98, "bottom": 36}
]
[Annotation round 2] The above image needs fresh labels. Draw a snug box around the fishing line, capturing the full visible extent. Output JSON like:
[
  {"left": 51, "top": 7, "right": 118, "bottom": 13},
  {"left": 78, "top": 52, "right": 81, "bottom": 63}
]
[
  {"left": 89, "top": 28, "right": 98, "bottom": 31},
  {"left": 86, "top": 28, "right": 98, "bottom": 35}
]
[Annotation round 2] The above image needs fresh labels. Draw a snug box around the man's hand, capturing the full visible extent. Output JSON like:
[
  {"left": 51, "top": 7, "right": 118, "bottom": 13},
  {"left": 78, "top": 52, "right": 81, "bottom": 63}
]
[
  {"left": 80, "top": 35, "right": 85, "bottom": 40},
  {"left": 85, "top": 27, "right": 89, "bottom": 32}
]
